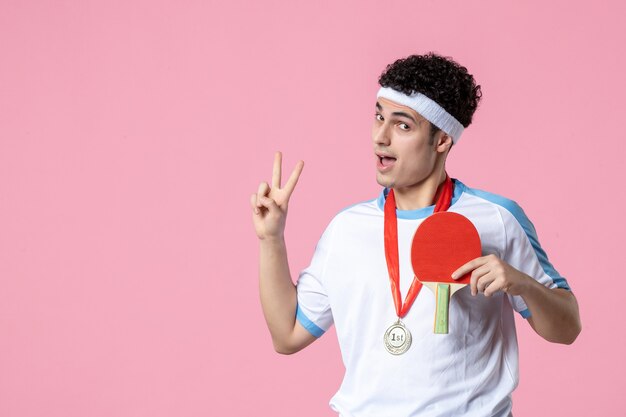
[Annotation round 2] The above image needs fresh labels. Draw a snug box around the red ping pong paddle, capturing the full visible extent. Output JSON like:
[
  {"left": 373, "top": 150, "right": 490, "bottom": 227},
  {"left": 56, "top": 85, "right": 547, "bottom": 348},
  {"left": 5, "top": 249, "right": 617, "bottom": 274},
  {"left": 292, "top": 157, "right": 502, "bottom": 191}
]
[{"left": 410, "top": 211, "right": 481, "bottom": 334}]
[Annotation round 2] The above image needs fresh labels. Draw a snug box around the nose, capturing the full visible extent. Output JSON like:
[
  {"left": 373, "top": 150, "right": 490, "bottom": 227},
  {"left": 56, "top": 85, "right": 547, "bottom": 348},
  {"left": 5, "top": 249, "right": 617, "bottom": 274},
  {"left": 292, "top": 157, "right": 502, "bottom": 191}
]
[{"left": 373, "top": 121, "right": 391, "bottom": 146}]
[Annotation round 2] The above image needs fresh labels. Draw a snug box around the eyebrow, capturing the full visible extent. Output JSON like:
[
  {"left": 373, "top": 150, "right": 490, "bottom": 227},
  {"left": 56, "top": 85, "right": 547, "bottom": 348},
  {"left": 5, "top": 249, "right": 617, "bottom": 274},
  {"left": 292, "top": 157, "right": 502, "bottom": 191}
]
[{"left": 376, "top": 101, "right": 419, "bottom": 124}]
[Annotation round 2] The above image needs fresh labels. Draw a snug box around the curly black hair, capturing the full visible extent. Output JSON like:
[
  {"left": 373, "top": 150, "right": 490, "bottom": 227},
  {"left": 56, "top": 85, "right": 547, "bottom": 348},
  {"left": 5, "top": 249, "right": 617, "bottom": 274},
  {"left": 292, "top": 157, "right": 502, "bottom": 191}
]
[{"left": 378, "top": 52, "right": 482, "bottom": 139}]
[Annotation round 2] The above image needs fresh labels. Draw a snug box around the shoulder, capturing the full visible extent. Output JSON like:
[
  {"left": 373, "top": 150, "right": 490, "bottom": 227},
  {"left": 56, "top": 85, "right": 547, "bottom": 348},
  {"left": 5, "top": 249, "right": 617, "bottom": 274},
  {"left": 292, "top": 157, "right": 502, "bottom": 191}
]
[
  {"left": 314, "top": 196, "right": 380, "bottom": 243},
  {"left": 337, "top": 196, "right": 380, "bottom": 216},
  {"left": 328, "top": 196, "right": 381, "bottom": 225},
  {"left": 456, "top": 179, "right": 532, "bottom": 228},
  {"left": 457, "top": 180, "right": 525, "bottom": 217}
]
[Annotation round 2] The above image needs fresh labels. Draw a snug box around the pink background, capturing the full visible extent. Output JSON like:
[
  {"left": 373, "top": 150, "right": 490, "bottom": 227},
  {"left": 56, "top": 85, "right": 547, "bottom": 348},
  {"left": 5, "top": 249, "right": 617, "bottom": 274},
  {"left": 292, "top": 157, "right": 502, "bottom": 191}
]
[{"left": 1, "top": 0, "right": 624, "bottom": 415}]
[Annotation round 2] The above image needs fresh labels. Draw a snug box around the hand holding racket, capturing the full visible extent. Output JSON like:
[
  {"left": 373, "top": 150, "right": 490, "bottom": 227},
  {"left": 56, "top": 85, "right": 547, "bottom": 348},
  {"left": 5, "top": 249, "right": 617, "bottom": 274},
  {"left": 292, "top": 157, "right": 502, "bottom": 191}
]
[
  {"left": 251, "top": 151, "right": 304, "bottom": 240},
  {"left": 451, "top": 254, "right": 531, "bottom": 297}
]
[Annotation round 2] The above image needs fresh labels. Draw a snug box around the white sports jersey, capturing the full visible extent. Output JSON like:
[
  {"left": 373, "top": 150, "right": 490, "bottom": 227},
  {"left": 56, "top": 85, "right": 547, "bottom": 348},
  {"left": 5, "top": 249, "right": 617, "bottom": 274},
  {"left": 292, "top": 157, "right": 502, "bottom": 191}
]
[{"left": 296, "top": 178, "right": 571, "bottom": 417}]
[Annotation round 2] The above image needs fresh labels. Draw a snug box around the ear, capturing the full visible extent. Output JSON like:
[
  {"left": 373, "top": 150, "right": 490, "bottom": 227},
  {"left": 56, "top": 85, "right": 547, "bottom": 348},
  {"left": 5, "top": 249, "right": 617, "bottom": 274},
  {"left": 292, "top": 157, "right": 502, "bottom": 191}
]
[{"left": 435, "top": 133, "right": 453, "bottom": 154}]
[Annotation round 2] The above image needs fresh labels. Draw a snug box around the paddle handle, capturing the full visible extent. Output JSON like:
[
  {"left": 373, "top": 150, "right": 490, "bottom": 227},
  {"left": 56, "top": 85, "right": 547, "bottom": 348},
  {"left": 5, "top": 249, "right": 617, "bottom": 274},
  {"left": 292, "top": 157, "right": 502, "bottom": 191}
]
[{"left": 434, "top": 283, "right": 450, "bottom": 334}]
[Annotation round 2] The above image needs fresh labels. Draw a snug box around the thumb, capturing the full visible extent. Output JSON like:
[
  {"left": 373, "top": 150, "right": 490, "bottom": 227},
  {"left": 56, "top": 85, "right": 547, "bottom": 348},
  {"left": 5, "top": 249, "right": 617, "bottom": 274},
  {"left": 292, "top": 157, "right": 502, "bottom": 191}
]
[{"left": 258, "top": 196, "right": 282, "bottom": 215}]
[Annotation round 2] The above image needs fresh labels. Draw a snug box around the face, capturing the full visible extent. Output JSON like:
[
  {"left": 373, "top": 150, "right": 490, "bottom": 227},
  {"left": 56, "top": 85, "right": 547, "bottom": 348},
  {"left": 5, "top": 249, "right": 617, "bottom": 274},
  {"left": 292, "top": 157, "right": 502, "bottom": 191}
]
[{"left": 372, "top": 97, "right": 449, "bottom": 192}]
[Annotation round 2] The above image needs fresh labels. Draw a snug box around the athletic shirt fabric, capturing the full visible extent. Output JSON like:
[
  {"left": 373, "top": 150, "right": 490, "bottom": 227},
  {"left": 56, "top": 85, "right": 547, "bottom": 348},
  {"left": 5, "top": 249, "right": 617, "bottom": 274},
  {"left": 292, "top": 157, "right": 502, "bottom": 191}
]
[{"left": 295, "top": 178, "right": 571, "bottom": 417}]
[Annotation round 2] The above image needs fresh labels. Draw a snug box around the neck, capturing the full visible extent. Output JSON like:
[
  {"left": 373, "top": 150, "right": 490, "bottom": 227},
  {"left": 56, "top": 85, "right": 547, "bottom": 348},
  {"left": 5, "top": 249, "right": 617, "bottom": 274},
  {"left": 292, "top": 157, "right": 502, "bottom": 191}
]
[{"left": 393, "top": 167, "right": 448, "bottom": 211}]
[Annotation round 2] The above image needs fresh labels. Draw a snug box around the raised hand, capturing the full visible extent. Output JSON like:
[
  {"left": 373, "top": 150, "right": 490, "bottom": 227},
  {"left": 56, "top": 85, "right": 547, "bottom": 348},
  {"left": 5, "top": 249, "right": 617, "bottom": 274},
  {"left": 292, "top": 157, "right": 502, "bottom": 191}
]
[{"left": 250, "top": 151, "right": 304, "bottom": 240}]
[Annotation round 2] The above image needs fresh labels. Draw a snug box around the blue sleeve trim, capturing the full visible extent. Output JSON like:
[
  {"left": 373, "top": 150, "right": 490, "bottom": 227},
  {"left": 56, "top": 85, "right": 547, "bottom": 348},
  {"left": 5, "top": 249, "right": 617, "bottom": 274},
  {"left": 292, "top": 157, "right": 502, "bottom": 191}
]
[
  {"left": 519, "top": 308, "right": 532, "bottom": 319},
  {"left": 296, "top": 304, "right": 325, "bottom": 338},
  {"left": 462, "top": 185, "right": 571, "bottom": 291}
]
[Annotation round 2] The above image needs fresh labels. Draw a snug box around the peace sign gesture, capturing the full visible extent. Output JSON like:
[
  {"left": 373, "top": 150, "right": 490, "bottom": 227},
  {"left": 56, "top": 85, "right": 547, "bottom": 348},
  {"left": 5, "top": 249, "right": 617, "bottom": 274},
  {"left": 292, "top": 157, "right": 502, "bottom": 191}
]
[{"left": 251, "top": 151, "right": 304, "bottom": 240}]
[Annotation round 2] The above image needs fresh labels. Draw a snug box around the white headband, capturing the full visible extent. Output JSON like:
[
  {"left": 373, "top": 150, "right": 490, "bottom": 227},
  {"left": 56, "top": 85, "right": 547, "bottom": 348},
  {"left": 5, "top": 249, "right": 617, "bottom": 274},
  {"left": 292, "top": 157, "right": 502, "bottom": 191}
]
[{"left": 376, "top": 86, "right": 464, "bottom": 143}]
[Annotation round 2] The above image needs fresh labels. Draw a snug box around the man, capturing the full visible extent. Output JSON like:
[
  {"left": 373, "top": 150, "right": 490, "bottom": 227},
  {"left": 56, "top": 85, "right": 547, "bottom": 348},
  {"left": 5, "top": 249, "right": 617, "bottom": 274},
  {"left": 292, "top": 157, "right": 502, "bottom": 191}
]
[{"left": 250, "top": 52, "right": 581, "bottom": 416}]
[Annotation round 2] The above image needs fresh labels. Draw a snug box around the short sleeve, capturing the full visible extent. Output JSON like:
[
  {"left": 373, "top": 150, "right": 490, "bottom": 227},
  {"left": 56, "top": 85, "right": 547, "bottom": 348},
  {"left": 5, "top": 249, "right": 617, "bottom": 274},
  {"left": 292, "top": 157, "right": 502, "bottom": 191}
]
[
  {"left": 497, "top": 202, "right": 571, "bottom": 319},
  {"left": 295, "top": 219, "right": 336, "bottom": 338}
]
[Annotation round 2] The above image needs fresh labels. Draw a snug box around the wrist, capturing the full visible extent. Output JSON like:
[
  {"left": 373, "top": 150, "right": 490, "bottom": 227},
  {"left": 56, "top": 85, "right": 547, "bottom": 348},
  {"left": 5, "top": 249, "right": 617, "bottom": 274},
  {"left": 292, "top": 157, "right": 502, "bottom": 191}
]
[
  {"left": 260, "top": 234, "right": 286, "bottom": 246},
  {"left": 516, "top": 272, "right": 539, "bottom": 297}
]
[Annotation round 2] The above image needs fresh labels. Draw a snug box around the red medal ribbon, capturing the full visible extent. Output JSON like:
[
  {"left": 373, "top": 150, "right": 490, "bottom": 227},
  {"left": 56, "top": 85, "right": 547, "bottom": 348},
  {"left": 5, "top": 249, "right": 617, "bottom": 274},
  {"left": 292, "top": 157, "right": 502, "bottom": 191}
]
[{"left": 383, "top": 173, "right": 454, "bottom": 318}]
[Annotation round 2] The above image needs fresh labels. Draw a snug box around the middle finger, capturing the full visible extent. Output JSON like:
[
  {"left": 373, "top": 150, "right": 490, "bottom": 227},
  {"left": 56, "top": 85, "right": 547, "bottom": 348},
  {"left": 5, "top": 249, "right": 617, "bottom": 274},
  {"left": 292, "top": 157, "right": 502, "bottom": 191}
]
[{"left": 470, "top": 264, "right": 491, "bottom": 296}]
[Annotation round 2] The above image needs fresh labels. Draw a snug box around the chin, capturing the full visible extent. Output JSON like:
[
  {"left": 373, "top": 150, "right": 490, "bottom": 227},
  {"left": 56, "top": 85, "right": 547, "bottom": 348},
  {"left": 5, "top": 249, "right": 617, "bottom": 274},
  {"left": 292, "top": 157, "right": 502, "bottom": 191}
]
[{"left": 375, "top": 174, "right": 394, "bottom": 189}]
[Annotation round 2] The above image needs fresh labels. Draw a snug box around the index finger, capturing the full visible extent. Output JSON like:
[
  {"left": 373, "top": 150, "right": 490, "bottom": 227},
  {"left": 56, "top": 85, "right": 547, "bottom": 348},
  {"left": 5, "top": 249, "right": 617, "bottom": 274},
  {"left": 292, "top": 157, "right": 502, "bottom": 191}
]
[
  {"left": 272, "top": 151, "right": 282, "bottom": 188},
  {"left": 451, "top": 256, "right": 487, "bottom": 280},
  {"left": 282, "top": 160, "right": 304, "bottom": 197}
]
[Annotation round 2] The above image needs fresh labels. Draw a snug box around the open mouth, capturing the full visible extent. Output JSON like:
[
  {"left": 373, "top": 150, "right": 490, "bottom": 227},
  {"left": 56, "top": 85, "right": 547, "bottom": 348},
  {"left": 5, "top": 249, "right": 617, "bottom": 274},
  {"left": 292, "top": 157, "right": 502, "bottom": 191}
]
[
  {"left": 376, "top": 154, "right": 396, "bottom": 168},
  {"left": 378, "top": 155, "right": 397, "bottom": 167}
]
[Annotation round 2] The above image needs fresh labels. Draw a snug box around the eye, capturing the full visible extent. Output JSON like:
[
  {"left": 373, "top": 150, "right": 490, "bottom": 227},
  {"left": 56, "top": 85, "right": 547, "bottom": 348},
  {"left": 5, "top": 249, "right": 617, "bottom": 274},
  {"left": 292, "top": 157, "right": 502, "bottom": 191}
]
[
  {"left": 398, "top": 123, "right": 410, "bottom": 131},
  {"left": 375, "top": 113, "right": 384, "bottom": 122}
]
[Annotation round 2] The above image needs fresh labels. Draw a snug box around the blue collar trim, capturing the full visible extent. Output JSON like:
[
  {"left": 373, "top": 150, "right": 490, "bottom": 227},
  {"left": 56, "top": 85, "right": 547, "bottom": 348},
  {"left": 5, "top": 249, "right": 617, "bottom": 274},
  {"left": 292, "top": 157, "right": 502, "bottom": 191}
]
[{"left": 376, "top": 178, "right": 466, "bottom": 219}]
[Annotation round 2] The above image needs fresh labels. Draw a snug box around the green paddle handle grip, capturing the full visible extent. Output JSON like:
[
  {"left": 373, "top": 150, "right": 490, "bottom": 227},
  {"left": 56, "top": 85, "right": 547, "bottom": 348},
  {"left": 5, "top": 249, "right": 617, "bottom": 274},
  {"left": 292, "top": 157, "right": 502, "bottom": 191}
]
[{"left": 434, "top": 283, "right": 450, "bottom": 334}]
